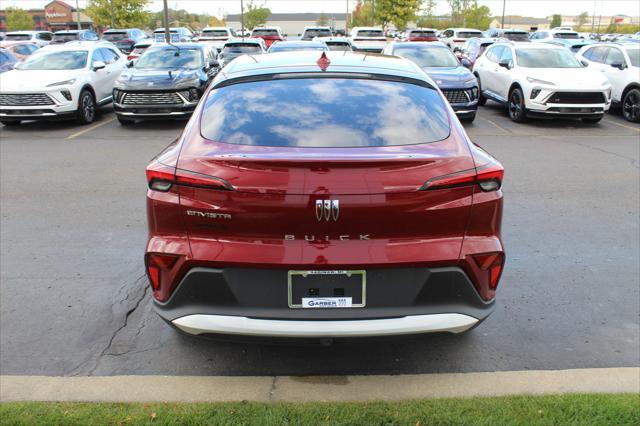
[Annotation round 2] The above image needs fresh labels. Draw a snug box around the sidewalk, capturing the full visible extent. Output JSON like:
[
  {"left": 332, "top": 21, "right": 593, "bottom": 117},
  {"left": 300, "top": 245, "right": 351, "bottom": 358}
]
[{"left": 2, "top": 367, "right": 638, "bottom": 402}]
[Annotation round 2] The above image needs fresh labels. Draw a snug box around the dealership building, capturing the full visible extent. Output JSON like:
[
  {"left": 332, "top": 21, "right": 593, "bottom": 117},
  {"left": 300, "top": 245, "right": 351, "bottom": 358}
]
[
  {"left": 0, "top": 0, "right": 93, "bottom": 33},
  {"left": 225, "top": 12, "right": 349, "bottom": 36}
]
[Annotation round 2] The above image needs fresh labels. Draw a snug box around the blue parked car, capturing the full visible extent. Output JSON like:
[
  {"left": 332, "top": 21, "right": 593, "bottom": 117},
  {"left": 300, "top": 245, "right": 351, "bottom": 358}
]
[{"left": 383, "top": 41, "right": 479, "bottom": 122}]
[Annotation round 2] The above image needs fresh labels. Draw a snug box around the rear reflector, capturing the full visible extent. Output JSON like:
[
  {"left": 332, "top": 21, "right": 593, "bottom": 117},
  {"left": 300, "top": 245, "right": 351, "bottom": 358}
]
[
  {"left": 472, "top": 252, "right": 505, "bottom": 290},
  {"left": 146, "top": 162, "right": 234, "bottom": 192},
  {"left": 146, "top": 253, "right": 179, "bottom": 291}
]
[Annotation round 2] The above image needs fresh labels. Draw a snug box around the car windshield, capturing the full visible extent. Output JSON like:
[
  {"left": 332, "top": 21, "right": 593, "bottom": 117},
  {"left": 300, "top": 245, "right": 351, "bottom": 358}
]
[
  {"left": 202, "top": 30, "right": 229, "bottom": 37},
  {"left": 252, "top": 29, "right": 279, "bottom": 36},
  {"left": 53, "top": 33, "right": 78, "bottom": 42},
  {"left": 626, "top": 48, "right": 639, "bottom": 67},
  {"left": 394, "top": 46, "right": 459, "bottom": 67},
  {"left": 503, "top": 32, "right": 529, "bottom": 41},
  {"left": 6, "top": 34, "right": 31, "bottom": 41},
  {"left": 304, "top": 29, "right": 332, "bottom": 37},
  {"left": 270, "top": 44, "right": 326, "bottom": 52},
  {"left": 103, "top": 32, "right": 128, "bottom": 41},
  {"left": 554, "top": 32, "right": 579, "bottom": 39},
  {"left": 17, "top": 50, "right": 87, "bottom": 70},
  {"left": 222, "top": 44, "right": 261, "bottom": 54},
  {"left": 135, "top": 48, "right": 202, "bottom": 69},
  {"left": 356, "top": 30, "right": 384, "bottom": 38},
  {"left": 516, "top": 48, "right": 582, "bottom": 68},
  {"left": 201, "top": 78, "right": 449, "bottom": 147},
  {"left": 457, "top": 31, "right": 482, "bottom": 38}
]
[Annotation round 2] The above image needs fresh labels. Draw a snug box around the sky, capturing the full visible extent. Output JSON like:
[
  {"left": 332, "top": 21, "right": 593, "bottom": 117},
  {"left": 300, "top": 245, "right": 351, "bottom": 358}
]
[{"left": 11, "top": 0, "right": 640, "bottom": 19}]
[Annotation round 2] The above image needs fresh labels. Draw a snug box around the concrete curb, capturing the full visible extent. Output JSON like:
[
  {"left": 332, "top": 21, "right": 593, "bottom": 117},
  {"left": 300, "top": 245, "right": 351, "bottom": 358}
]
[{"left": 1, "top": 368, "right": 638, "bottom": 403}]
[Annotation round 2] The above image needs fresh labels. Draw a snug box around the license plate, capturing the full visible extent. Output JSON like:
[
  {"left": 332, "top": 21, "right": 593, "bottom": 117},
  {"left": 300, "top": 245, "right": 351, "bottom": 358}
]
[{"left": 288, "top": 270, "right": 366, "bottom": 308}]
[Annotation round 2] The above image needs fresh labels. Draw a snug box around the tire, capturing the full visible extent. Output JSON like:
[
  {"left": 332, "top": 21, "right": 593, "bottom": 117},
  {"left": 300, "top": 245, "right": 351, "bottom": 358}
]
[
  {"left": 460, "top": 112, "right": 476, "bottom": 123},
  {"left": 117, "top": 116, "right": 135, "bottom": 126},
  {"left": 622, "top": 88, "right": 640, "bottom": 123},
  {"left": 508, "top": 87, "right": 527, "bottom": 122},
  {"left": 0, "top": 120, "right": 21, "bottom": 126},
  {"left": 475, "top": 75, "right": 487, "bottom": 106},
  {"left": 582, "top": 116, "right": 603, "bottom": 124},
  {"left": 76, "top": 90, "right": 96, "bottom": 125}
]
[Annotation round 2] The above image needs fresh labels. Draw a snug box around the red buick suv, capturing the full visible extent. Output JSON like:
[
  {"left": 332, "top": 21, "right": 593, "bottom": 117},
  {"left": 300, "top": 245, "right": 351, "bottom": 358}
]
[{"left": 145, "top": 51, "right": 505, "bottom": 339}]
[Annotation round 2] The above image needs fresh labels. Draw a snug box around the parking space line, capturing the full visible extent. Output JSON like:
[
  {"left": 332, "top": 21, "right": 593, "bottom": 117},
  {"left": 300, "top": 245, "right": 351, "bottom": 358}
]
[
  {"left": 65, "top": 117, "right": 116, "bottom": 140},
  {"left": 480, "top": 116, "right": 511, "bottom": 134},
  {"left": 603, "top": 118, "right": 640, "bottom": 132}
]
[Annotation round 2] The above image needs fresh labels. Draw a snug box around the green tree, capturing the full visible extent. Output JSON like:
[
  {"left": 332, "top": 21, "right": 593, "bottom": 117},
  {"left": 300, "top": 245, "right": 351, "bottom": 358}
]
[
  {"left": 351, "top": 1, "right": 374, "bottom": 27},
  {"left": 377, "top": 0, "right": 421, "bottom": 31},
  {"left": 208, "top": 16, "right": 225, "bottom": 27},
  {"left": 424, "top": 0, "right": 437, "bottom": 17},
  {"left": 462, "top": 1, "right": 491, "bottom": 30},
  {"left": 86, "top": 0, "right": 150, "bottom": 29},
  {"left": 550, "top": 14, "right": 562, "bottom": 28},
  {"left": 447, "top": 0, "right": 473, "bottom": 26},
  {"left": 317, "top": 12, "right": 329, "bottom": 26},
  {"left": 243, "top": 1, "right": 271, "bottom": 31},
  {"left": 6, "top": 7, "right": 34, "bottom": 31},
  {"left": 576, "top": 11, "right": 589, "bottom": 30},
  {"left": 605, "top": 18, "right": 617, "bottom": 34}
]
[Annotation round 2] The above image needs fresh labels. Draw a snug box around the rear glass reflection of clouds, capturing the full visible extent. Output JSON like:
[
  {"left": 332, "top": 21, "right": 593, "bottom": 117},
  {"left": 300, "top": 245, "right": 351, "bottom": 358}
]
[{"left": 201, "top": 78, "right": 449, "bottom": 147}]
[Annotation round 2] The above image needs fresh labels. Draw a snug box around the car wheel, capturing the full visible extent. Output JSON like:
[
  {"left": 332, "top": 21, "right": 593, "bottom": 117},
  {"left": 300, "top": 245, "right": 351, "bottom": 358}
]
[
  {"left": 475, "top": 75, "right": 487, "bottom": 106},
  {"left": 76, "top": 90, "right": 96, "bottom": 125},
  {"left": 0, "top": 120, "right": 21, "bottom": 126},
  {"left": 622, "top": 88, "right": 640, "bottom": 123},
  {"left": 117, "top": 116, "right": 135, "bottom": 126},
  {"left": 508, "top": 87, "right": 526, "bottom": 122},
  {"left": 582, "top": 116, "right": 603, "bottom": 124}
]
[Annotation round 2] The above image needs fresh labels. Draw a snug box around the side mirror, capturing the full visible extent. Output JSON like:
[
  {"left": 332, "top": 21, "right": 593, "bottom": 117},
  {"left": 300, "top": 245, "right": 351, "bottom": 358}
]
[
  {"left": 580, "top": 59, "right": 589, "bottom": 67},
  {"left": 93, "top": 60, "right": 106, "bottom": 71},
  {"left": 453, "top": 46, "right": 462, "bottom": 53},
  {"left": 208, "top": 58, "right": 219, "bottom": 68},
  {"left": 126, "top": 60, "right": 134, "bottom": 68},
  {"left": 610, "top": 62, "right": 625, "bottom": 70},
  {"left": 498, "top": 59, "right": 511, "bottom": 69},
  {"left": 461, "top": 58, "right": 472, "bottom": 69}
]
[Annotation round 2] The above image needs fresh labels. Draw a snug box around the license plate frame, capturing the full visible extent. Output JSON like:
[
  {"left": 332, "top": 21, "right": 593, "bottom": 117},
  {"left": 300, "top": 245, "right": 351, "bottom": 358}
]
[{"left": 287, "top": 270, "right": 366, "bottom": 309}]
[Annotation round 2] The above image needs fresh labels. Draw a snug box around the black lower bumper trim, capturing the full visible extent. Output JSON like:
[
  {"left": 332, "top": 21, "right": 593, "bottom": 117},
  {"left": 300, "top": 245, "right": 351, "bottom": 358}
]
[{"left": 154, "top": 266, "right": 494, "bottom": 323}]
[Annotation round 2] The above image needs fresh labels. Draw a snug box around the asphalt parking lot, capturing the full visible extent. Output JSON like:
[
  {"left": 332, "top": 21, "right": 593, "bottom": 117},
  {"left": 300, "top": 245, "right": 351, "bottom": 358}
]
[{"left": 1, "top": 103, "right": 638, "bottom": 377}]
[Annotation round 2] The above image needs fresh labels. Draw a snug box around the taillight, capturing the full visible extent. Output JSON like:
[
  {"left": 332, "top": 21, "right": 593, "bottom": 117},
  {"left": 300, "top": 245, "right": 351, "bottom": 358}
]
[
  {"left": 420, "top": 162, "right": 504, "bottom": 192},
  {"left": 146, "top": 253, "right": 178, "bottom": 291},
  {"left": 146, "top": 161, "right": 234, "bottom": 192}
]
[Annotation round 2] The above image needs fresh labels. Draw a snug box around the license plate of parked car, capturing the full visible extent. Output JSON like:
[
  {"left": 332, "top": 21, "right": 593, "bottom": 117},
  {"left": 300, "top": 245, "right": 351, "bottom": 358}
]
[{"left": 288, "top": 270, "right": 366, "bottom": 308}]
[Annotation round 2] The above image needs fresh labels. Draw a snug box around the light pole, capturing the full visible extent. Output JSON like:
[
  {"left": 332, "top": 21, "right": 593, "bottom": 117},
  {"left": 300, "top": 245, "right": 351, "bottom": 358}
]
[
  {"left": 591, "top": 0, "right": 596, "bottom": 33},
  {"left": 345, "top": 0, "right": 349, "bottom": 33},
  {"left": 110, "top": 0, "right": 115, "bottom": 28},
  {"left": 240, "top": 0, "right": 245, "bottom": 40},
  {"left": 501, "top": 0, "right": 506, "bottom": 29},
  {"left": 162, "top": 0, "right": 170, "bottom": 43},
  {"left": 75, "top": 0, "right": 81, "bottom": 29}
]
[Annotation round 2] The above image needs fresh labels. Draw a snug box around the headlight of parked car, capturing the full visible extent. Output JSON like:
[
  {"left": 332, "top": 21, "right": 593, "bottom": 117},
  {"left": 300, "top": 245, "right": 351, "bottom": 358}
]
[
  {"left": 47, "top": 78, "right": 76, "bottom": 87},
  {"left": 526, "top": 77, "right": 555, "bottom": 86}
]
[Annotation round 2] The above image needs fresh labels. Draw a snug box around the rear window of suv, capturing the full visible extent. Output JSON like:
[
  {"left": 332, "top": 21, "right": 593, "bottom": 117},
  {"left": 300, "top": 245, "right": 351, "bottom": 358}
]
[{"left": 201, "top": 78, "right": 450, "bottom": 147}]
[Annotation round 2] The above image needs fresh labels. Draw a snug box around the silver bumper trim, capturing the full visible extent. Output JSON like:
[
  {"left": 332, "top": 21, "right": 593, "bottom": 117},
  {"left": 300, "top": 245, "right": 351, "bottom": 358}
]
[{"left": 172, "top": 313, "right": 479, "bottom": 337}]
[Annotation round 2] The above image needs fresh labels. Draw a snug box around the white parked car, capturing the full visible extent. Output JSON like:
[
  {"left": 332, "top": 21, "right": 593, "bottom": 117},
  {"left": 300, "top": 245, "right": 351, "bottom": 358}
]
[
  {"left": 473, "top": 42, "right": 612, "bottom": 123},
  {"left": 4, "top": 30, "right": 53, "bottom": 47},
  {"left": 0, "top": 41, "right": 126, "bottom": 126},
  {"left": 197, "top": 27, "right": 236, "bottom": 51},
  {"left": 530, "top": 29, "right": 582, "bottom": 43},
  {"left": 349, "top": 27, "right": 387, "bottom": 52},
  {"left": 576, "top": 43, "right": 640, "bottom": 122},
  {"left": 301, "top": 26, "right": 333, "bottom": 40},
  {"left": 439, "top": 28, "right": 483, "bottom": 50}
]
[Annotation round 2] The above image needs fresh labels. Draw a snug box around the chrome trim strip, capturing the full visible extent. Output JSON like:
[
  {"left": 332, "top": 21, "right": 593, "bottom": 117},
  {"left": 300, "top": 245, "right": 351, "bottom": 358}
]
[{"left": 172, "top": 313, "right": 479, "bottom": 337}]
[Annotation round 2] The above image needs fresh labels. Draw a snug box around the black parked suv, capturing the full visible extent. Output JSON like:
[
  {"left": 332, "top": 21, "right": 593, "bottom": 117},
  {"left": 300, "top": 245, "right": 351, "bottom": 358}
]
[
  {"left": 113, "top": 43, "right": 218, "bottom": 124},
  {"left": 102, "top": 28, "right": 148, "bottom": 53},
  {"left": 51, "top": 30, "right": 99, "bottom": 44}
]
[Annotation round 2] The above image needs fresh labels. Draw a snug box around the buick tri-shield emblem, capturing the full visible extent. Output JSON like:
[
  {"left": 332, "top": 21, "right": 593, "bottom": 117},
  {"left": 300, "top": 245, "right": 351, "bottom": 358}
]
[{"left": 316, "top": 200, "right": 339, "bottom": 221}]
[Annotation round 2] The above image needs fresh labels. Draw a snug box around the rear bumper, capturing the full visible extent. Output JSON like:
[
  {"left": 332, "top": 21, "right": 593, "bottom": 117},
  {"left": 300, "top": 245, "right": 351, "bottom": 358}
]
[
  {"left": 154, "top": 266, "right": 494, "bottom": 337},
  {"left": 172, "top": 313, "right": 479, "bottom": 337}
]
